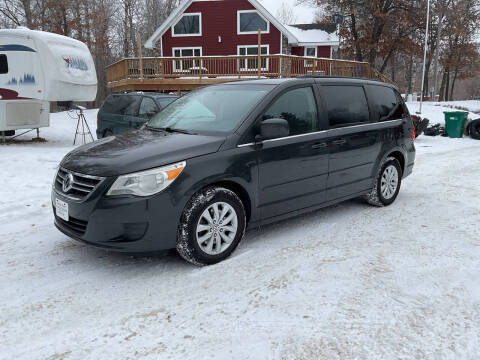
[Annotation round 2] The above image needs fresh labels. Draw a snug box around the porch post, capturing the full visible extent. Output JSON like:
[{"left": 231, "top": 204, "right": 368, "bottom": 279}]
[
  {"left": 257, "top": 30, "right": 261, "bottom": 79},
  {"left": 137, "top": 32, "right": 144, "bottom": 81}
]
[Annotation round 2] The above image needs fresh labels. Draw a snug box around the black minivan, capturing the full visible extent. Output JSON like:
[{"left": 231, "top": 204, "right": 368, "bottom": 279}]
[{"left": 53, "top": 77, "right": 415, "bottom": 265}]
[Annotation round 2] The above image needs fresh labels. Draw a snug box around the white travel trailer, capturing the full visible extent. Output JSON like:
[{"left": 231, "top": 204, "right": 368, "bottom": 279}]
[{"left": 0, "top": 28, "right": 97, "bottom": 136}]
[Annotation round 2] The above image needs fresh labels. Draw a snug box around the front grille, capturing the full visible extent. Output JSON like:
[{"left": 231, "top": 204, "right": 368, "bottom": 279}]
[
  {"left": 55, "top": 214, "right": 88, "bottom": 236},
  {"left": 55, "top": 167, "right": 104, "bottom": 201}
]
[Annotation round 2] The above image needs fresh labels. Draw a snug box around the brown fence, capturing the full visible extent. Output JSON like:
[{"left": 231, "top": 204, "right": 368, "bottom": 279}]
[{"left": 106, "top": 55, "right": 393, "bottom": 90}]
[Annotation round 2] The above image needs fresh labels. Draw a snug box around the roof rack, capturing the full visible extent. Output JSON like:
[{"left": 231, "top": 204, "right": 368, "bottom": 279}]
[{"left": 297, "top": 75, "right": 381, "bottom": 81}]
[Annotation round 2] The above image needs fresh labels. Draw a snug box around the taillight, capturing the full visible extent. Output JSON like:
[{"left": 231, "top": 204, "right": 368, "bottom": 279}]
[{"left": 410, "top": 116, "right": 416, "bottom": 140}]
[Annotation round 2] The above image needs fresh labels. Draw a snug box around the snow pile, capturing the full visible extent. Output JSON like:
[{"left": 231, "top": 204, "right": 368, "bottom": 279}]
[
  {"left": 437, "top": 100, "right": 480, "bottom": 114},
  {"left": 407, "top": 101, "right": 478, "bottom": 126},
  {"left": 1, "top": 104, "right": 480, "bottom": 359}
]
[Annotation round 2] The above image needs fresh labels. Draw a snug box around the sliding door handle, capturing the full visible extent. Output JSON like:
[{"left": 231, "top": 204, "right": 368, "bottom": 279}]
[{"left": 331, "top": 139, "right": 347, "bottom": 145}]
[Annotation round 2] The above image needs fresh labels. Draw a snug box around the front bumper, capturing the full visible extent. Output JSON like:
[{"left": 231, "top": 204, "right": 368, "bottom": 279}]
[{"left": 52, "top": 182, "right": 185, "bottom": 253}]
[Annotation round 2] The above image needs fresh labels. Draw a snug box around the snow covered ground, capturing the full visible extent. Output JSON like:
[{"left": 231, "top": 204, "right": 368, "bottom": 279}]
[{"left": 1, "top": 104, "right": 480, "bottom": 359}]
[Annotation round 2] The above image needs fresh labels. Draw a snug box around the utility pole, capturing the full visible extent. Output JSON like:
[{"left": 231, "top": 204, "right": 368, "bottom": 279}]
[{"left": 418, "top": 0, "right": 431, "bottom": 115}]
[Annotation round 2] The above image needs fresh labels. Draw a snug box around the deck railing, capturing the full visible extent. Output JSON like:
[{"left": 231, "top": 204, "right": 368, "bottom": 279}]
[{"left": 106, "top": 54, "right": 393, "bottom": 89}]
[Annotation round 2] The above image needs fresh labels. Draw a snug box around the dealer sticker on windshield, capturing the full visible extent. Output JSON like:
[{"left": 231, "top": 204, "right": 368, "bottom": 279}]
[{"left": 55, "top": 198, "right": 69, "bottom": 221}]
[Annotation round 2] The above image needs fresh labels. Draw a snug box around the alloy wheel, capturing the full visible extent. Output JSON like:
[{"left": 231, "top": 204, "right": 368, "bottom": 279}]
[
  {"left": 196, "top": 202, "right": 238, "bottom": 255},
  {"left": 380, "top": 165, "right": 399, "bottom": 200}
]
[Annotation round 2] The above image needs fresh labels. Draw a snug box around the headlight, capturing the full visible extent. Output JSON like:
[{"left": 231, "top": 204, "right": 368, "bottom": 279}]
[{"left": 107, "top": 161, "right": 186, "bottom": 197}]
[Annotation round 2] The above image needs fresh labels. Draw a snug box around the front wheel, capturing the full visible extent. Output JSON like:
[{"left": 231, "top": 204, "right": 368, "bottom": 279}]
[
  {"left": 177, "top": 187, "right": 246, "bottom": 266},
  {"left": 364, "top": 157, "right": 402, "bottom": 207}
]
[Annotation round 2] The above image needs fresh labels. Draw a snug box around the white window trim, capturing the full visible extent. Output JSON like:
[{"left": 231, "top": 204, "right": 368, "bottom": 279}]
[
  {"left": 172, "top": 46, "right": 203, "bottom": 72},
  {"left": 171, "top": 12, "right": 202, "bottom": 37},
  {"left": 304, "top": 46, "right": 317, "bottom": 67},
  {"left": 237, "top": 10, "right": 270, "bottom": 35},
  {"left": 237, "top": 44, "right": 269, "bottom": 72}
]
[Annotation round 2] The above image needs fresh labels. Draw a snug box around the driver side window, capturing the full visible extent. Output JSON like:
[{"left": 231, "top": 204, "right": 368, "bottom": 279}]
[{"left": 263, "top": 87, "right": 318, "bottom": 136}]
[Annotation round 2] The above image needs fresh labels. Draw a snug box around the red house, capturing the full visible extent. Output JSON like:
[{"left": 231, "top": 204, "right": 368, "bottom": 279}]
[{"left": 144, "top": 0, "right": 339, "bottom": 72}]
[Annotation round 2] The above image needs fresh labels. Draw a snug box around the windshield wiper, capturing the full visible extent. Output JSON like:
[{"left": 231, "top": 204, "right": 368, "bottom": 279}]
[
  {"left": 160, "top": 127, "right": 197, "bottom": 135},
  {"left": 145, "top": 125, "right": 163, "bottom": 132},
  {"left": 146, "top": 124, "right": 196, "bottom": 135}
]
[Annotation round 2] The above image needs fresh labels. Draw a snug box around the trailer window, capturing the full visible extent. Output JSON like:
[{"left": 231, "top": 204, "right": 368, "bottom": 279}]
[{"left": 0, "top": 55, "right": 8, "bottom": 74}]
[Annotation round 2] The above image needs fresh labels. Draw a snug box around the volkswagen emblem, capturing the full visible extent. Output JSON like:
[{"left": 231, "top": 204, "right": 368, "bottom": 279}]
[{"left": 62, "top": 173, "right": 74, "bottom": 193}]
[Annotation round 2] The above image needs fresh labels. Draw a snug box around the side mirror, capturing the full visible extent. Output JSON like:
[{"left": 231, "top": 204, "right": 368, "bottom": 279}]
[{"left": 259, "top": 118, "right": 290, "bottom": 140}]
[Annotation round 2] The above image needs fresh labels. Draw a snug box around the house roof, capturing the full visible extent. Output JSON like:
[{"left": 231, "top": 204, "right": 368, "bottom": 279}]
[
  {"left": 144, "top": 0, "right": 339, "bottom": 49},
  {"left": 285, "top": 24, "right": 339, "bottom": 47}
]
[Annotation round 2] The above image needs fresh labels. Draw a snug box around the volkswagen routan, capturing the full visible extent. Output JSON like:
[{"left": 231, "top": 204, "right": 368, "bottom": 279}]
[{"left": 53, "top": 77, "right": 415, "bottom": 265}]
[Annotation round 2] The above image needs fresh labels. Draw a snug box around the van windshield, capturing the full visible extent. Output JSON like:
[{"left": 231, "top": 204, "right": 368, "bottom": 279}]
[
  {"left": 101, "top": 95, "right": 141, "bottom": 115},
  {"left": 147, "top": 85, "right": 270, "bottom": 134}
]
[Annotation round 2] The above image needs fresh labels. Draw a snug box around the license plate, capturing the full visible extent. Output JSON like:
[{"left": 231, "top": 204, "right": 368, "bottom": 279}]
[{"left": 55, "top": 198, "right": 69, "bottom": 221}]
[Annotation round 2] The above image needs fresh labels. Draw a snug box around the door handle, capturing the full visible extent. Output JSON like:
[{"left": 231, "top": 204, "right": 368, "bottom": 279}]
[
  {"left": 332, "top": 139, "right": 347, "bottom": 145},
  {"left": 311, "top": 142, "right": 327, "bottom": 149}
]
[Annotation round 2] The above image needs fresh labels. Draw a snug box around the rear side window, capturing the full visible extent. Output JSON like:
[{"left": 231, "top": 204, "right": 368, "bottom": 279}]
[
  {"left": 0, "top": 54, "right": 8, "bottom": 74},
  {"left": 263, "top": 87, "right": 318, "bottom": 136},
  {"left": 321, "top": 86, "right": 370, "bottom": 128},
  {"left": 101, "top": 95, "right": 141, "bottom": 116},
  {"left": 139, "top": 97, "right": 158, "bottom": 117},
  {"left": 368, "top": 85, "right": 404, "bottom": 122}
]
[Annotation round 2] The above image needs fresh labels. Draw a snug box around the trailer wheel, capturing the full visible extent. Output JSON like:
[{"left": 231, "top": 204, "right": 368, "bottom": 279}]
[{"left": 0, "top": 130, "right": 15, "bottom": 137}]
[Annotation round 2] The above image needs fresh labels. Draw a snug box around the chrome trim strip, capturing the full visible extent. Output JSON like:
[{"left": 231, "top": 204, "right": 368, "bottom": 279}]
[
  {"left": 60, "top": 167, "right": 105, "bottom": 180},
  {"left": 237, "top": 119, "right": 404, "bottom": 148}
]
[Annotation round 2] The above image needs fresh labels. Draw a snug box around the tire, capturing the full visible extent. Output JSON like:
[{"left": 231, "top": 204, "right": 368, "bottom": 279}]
[
  {"left": 364, "top": 157, "right": 403, "bottom": 207},
  {"left": 103, "top": 129, "right": 113, "bottom": 138},
  {"left": 469, "top": 119, "right": 480, "bottom": 140},
  {"left": 176, "top": 186, "right": 246, "bottom": 266}
]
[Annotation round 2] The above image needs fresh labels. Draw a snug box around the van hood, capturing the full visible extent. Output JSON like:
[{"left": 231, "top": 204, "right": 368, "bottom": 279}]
[{"left": 61, "top": 128, "right": 225, "bottom": 177}]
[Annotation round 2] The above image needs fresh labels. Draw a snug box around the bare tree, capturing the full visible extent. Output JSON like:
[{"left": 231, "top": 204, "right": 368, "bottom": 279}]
[{"left": 276, "top": 2, "right": 297, "bottom": 24}]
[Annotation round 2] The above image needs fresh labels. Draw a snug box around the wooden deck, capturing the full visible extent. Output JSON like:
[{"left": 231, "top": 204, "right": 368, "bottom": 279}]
[{"left": 106, "top": 55, "right": 393, "bottom": 93}]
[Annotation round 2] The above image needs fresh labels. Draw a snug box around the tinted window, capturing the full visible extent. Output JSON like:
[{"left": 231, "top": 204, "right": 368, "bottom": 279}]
[
  {"left": 0, "top": 54, "right": 8, "bottom": 74},
  {"left": 148, "top": 85, "right": 270, "bottom": 134},
  {"left": 368, "top": 85, "right": 404, "bottom": 121},
  {"left": 173, "top": 14, "right": 200, "bottom": 35},
  {"left": 321, "top": 86, "right": 370, "bottom": 127},
  {"left": 263, "top": 87, "right": 318, "bottom": 136},
  {"left": 155, "top": 97, "right": 176, "bottom": 109},
  {"left": 239, "top": 11, "right": 268, "bottom": 33},
  {"left": 139, "top": 97, "right": 158, "bottom": 117},
  {"left": 101, "top": 95, "right": 141, "bottom": 116}
]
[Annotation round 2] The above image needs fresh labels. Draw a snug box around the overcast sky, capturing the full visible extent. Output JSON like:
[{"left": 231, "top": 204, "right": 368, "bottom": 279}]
[{"left": 258, "top": 0, "right": 317, "bottom": 24}]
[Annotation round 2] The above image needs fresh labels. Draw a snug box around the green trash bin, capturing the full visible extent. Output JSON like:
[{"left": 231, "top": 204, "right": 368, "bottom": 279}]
[{"left": 444, "top": 111, "right": 468, "bottom": 138}]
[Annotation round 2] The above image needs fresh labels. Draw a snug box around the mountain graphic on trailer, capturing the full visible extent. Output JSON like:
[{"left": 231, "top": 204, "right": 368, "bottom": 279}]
[
  {"left": 63, "top": 57, "right": 88, "bottom": 71},
  {"left": 7, "top": 73, "right": 36, "bottom": 85}
]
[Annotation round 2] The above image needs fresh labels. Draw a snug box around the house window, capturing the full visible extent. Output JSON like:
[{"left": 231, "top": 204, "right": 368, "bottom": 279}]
[
  {"left": 304, "top": 47, "right": 317, "bottom": 67},
  {"left": 0, "top": 54, "right": 8, "bottom": 74},
  {"left": 237, "top": 10, "right": 269, "bottom": 34},
  {"left": 172, "top": 13, "right": 202, "bottom": 37},
  {"left": 173, "top": 47, "right": 202, "bottom": 72},
  {"left": 238, "top": 45, "right": 269, "bottom": 71},
  {"left": 305, "top": 47, "right": 317, "bottom": 57}
]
